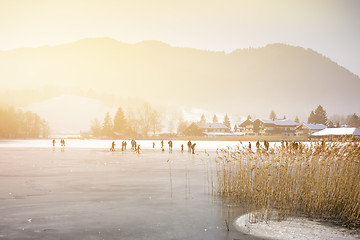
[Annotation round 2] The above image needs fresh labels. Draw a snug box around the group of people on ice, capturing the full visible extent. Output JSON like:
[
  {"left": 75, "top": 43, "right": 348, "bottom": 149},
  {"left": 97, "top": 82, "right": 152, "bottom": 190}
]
[
  {"left": 52, "top": 139, "right": 65, "bottom": 147},
  {"left": 254, "top": 140, "right": 270, "bottom": 151},
  {"left": 109, "top": 139, "right": 196, "bottom": 154}
]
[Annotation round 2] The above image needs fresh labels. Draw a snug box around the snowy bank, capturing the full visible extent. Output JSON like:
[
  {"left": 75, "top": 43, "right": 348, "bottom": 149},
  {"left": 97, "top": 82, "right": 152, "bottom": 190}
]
[{"left": 235, "top": 213, "right": 359, "bottom": 240}]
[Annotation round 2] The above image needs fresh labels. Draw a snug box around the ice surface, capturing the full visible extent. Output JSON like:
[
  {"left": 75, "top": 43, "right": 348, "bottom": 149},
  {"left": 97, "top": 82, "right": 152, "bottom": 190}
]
[
  {"left": 0, "top": 144, "right": 253, "bottom": 240},
  {"left": 0, "top": 140, "right": 357, "bottom": 240}
]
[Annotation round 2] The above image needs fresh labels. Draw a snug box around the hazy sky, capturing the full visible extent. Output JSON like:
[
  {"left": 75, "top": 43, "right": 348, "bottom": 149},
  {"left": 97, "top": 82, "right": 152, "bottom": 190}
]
[{"left": 1, "top": 0, "right": 360, "bottom": 76}]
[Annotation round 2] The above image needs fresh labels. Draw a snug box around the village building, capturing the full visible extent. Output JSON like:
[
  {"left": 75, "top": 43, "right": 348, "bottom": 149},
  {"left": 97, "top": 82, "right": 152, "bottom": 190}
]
[
  {"left": 311, "top": 127, "right": 360, "bottom": 139},
  {"left": 295, "top": 123, "right": 327, "bottom": 136},
  {"left": 238, "top": 119, "right": 255, "bottom": 135},
  {"left": 233, "top": 122, "right": 245, "bottom": 132},
  {"left": 256, "top": 119, "right": 299, "bottom": 136},
  {"left": 196, "top": 122, "right": 230, "bottom": 135},
  {"left": 238, "top": 119, "right": 299, "bottom": 136}
]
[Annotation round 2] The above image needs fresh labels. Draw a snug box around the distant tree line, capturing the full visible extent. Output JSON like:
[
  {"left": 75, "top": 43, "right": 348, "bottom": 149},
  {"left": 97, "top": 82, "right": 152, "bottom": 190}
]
[
  {"left": 0, "top": 107, "right": 49, "bottom": 138},
  {"left": 90, "top": 103, "right": 162, "bottom": 137},
  {"left": 307, "top": 105, "right": 360, "bottom": 128},
  {"left": 265, "top": 105, "right": 359, "bottom": 128}
]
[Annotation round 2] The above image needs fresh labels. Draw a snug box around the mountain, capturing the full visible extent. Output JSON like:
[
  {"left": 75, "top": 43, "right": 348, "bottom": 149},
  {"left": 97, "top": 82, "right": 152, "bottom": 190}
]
[{"left": 0, "top": 38, "right": 359, "bottom": 118}]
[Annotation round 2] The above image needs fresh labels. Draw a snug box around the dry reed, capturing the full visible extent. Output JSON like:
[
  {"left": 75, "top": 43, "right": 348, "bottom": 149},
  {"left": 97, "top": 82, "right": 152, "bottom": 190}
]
[{"left": 216, "top": 139, "right": 360, "bottom": 228}]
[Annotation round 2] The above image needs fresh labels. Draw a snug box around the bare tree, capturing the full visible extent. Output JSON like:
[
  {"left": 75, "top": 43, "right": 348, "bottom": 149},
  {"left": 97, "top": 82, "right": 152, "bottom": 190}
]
[
  {"left": 138, "top": 103, "right": 152, "bottom": 136},
  {"left": 90, "top": 119, "right": 102, "bottom": 137},
  {"left": 126, "top": 109, "right": 140, "bottom": 136},
  {"left": 150, "top": 109, "right": 162, "bottom": 135}
]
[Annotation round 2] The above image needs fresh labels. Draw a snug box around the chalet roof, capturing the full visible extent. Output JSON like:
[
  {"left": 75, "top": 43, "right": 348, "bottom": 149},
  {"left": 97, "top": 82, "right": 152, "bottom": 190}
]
[
  {"left": 197, "top": 122, "right": 229, "bottom": 129},
  {"left": 204, "top": 132, "right": 244, "bottom": 136},
  {"left": 312, "top": 128, "right": 360, "bottom": 136},
  {"left": 299, "top": 123, "right": 327, "bottom": 130},
  {"left": 238, "top": 119, "right": 253, "bottom": 127},
  {"left": 257, "top": 119, "right": 299, "bottom": 126}
]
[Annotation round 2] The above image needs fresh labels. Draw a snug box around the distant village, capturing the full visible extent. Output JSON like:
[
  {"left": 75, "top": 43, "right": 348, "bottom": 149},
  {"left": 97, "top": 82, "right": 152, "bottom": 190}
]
[
  {"left": 197, "top": 119, "right": 360, "bottom": 139},
  {"left": 86, "top": 105, "right": 360, "bottom": 140},
  {"left": 195, "top": 105, "right": 360, "bottom": 139}
]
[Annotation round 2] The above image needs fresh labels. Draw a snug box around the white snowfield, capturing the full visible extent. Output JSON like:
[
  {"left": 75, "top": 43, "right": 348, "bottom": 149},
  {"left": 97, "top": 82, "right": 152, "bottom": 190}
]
[{"left": 235, "top": 213, "right": 360, "bottom": 240}]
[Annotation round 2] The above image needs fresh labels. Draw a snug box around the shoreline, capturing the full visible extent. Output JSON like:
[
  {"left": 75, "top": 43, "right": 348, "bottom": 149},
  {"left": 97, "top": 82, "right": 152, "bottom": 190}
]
[
  {"left": 234, "top": 212, "right": 360, "bottom": 240},
  {"left": 1, "top": 135, "right": 310, "bottom": 142}
]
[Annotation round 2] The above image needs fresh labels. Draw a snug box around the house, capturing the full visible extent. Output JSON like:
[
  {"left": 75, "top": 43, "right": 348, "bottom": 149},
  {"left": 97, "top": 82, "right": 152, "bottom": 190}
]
[
  {"left": 238, "top": 119, "right": 255, "bottom": 135},
  {"left": 197, "top": 122, "right": 230, "bottom": 134},
  {"left": 311, "top": 128, "right": 360, "bottom": 139},
  {"left": 233, "top": 122, "right": 245, "bottom": 132},
  {"left": 237, "top": 119, "right": 299, "bottom": 136},
  {"left": 295, "top": 123, "right": 327, "bottom": 136},
  {"left": 255, "top": 119, "right": 300, "bottom": 136}
]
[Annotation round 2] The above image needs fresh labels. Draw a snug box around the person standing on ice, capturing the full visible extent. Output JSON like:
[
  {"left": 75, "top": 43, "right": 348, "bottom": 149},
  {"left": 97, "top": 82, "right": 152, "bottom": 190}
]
[
  {"left": 191, "top": 143, "right": 196, "bottom": 154},
  {"left": 161, "top": 140, "right": 164, "bottom": 149},
  {"left": 187, "top": 140, "right": 192, "bottom": 152},
  {"left": 136, "top": 145, "right": 140, "bottom": 154},
  {"left": 168, "top": 140, "right": 173, "bottom": 152},
  {"left": 111, "top": 141, "right": 116, "bottom": 151},
  {"left": 264, "top": 140, "right": 269, "bottom": 151}
]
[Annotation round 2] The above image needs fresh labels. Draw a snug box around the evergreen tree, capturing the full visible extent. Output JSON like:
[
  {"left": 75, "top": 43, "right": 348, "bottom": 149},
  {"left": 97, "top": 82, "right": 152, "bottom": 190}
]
[
  {"left": 295, "top": 116, "right": 300, "bottom": 123},
  {"left": 247, "top": 115, "right": 252, "bottom": 120},
  {"left": 102, "top": 112, "right": 113, "bottom": 137},
  {"left": 223, "top": 114, "right": 231, "bottom": 129},
  {"left": 199, "top": 114, "right": 206, "bottom": 124},
  {"left": 234, "top": 124, "right": 238, "bottom": 132},
  {"left": 308, "top": 111, "right": 315, "bottom": 124},
  {"left": 328, "top": 121, "right": 335, "bottom": 128},
  {"left": 347, "top": 113, "right": 360, "bottom": 128},
  {"left": 213, "top": 114, "right": 219, "bottom": 123},
  {"left": 314, "top": 105, "right": 328, "bottom": 125},
  {"left": 113, "top": 106, "right": 127, "bottom": 135},
  {"left": 308, "top": 105, "right": 328, "bottom": 125},
  {"left": 212, "top": 114, "right": 218, "bottom": 123},
  {"left": 269, "top": 110, "right": 276, "bottom": 120}
]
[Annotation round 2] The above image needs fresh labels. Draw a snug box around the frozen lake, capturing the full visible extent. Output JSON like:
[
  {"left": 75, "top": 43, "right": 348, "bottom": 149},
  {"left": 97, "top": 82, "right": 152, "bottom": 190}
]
[
  {"left": 0, "top": 140, "right": 358, "bottom": 239},
  {"left": 0, "top": 141, "right": 256, "bottom": 240}
]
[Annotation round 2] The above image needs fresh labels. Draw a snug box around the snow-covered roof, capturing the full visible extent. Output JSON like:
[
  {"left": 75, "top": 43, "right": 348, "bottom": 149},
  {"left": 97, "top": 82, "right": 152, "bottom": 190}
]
[
  {"left": 258, "top": 119, "right": 299, "bottom": 126},
  {"left": 238, "top": 119, "right": 253, "bottom": 127},
  {"left": 259, "top": 119, "right": 274, "bottom": 124},
  {"left": 312, "top": 128, "right": 360, "bottom": 136},
  {"left": 301, "top": 123, "right": 327, "bottom": 130},
  {"left": 197, "top": 122, "right": 229, "bottom": 129},
  {"left": 204, "top": 132, "right": 244, "bottom": 136}
]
